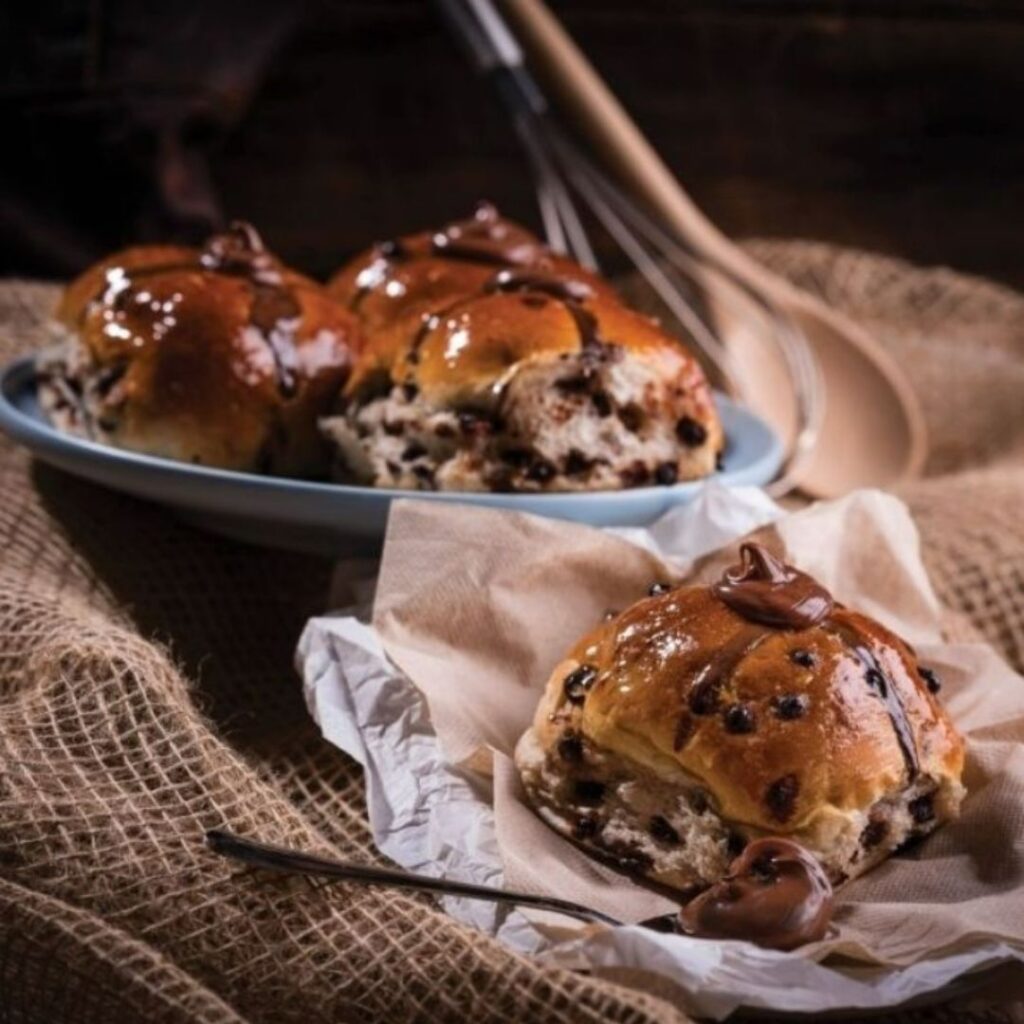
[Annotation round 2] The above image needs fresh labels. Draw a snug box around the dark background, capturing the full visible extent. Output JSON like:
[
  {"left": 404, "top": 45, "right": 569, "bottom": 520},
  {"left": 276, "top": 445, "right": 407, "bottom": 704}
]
[{"left": 2, "top": 1, "right": 1022, "bottom": 287}]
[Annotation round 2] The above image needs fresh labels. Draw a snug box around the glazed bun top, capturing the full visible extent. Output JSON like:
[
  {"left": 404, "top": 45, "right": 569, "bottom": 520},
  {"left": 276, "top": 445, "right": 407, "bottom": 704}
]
[
  {"left": 563, "top": 543, "right": 964, "bottom": 834},
  {"left": 328, "top": 202, "right": 709, "bottom": 409},
  {"left": 52, "top": 223, "right": 359, "bottom": 476}
]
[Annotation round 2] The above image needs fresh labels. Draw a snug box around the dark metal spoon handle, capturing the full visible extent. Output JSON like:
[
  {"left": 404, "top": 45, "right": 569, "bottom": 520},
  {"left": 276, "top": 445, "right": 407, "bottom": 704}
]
[{"left": 206, "top": 829, "right": 622, "bottom": 928}]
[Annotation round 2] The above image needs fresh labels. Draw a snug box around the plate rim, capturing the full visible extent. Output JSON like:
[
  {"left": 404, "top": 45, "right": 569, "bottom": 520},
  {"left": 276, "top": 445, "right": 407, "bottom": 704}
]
[{"left": 0, "top": 354, "right": 783, "bottom": 506}]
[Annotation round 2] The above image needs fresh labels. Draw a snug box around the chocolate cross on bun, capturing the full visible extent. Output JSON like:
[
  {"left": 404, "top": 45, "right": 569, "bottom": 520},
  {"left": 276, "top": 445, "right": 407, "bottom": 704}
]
[
  {"left": 324, "top": 203, "right": 722, "bottom": 493},
  {"left": 41, "top": 223, "right": 359, "bottom": 477},
  {"left": 515, "top": 544, "right": 965, "bottom": 909}
]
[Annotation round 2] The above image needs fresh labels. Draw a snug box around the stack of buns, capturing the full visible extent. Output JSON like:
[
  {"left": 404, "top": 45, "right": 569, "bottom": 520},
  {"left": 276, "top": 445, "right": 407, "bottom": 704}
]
[{"left": 43, "top": 206, "right": 723, "bottom": 494}]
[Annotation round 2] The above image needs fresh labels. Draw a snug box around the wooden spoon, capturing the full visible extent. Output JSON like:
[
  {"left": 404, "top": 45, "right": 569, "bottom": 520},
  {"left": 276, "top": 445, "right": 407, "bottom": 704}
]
[{"left": 501, "top": 0, "right": 927, "bottom": 498}]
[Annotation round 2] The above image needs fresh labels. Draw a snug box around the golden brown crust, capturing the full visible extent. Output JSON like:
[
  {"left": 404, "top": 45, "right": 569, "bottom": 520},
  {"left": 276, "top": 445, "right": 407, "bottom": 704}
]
[
  {"left": 324, "top": 204, "right": 723, "bottom": 491},
  {"left": 49, "top": 225, "right": 359, "bottom": 476},
  {"left": 519, "top": 563, "right": 966, "bottom": 890},
  {"left": 328, "top": 205, "right": 713, "bottom": 408},
  {"left": 563, "top": 586, "right": 964, "bottom": 832}
]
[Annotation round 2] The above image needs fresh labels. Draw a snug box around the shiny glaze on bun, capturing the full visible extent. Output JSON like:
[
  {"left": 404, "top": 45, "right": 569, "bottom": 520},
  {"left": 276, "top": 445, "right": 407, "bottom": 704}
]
[
  {"left": 325, "top": 204, "right": 721, "bottom": 492},
  {"left": 44, "top": 223, "right": 359, "bottom": 476}
]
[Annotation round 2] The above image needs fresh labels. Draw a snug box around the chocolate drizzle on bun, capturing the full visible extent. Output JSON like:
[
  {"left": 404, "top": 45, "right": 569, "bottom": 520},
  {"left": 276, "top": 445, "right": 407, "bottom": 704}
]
[
  {"left": 323, "top": 203, "right": 722, "bottom": 493},
  {"left": 41, "top": 223, "right": 358, "bottom": 476},
  {"left": 713, "top": 544, "right": 919, "bottom": 779},
  {"left": 515, "top": 545, "right": 966, "bottom": 922}
]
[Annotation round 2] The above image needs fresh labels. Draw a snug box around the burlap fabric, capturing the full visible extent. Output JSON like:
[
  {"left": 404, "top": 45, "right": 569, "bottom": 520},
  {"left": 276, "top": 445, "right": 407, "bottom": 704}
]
[{"left": 0, "top": 243, "right": 1021, "bottom": 1024}]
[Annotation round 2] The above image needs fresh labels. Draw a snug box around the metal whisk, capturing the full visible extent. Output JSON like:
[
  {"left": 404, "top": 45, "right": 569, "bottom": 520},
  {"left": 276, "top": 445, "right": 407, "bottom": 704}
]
[{"left": 435, "top": 0, "right": 822, "bottom": 496}]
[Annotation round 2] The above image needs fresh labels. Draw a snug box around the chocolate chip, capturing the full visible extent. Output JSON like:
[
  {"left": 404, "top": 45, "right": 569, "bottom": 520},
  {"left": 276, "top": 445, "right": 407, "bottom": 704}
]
[
  {"left": 525, "top": 457, "right": 556, "bottom": 483},
  {"left": 457, "top": 410, "right": 494, "bottom": 437},
  {"left": 619, "top": 403, "right": 645, "bottom": 432},
  {"left": 615, "top": 850, "right": 654, "bottom": 873},
  {"left": 383, "top": 420, "right": 405, "bottom": 437},
  {"left": 726, "top": 832, "right": 747, "bottom": 857},
  {"left": 564, "top": 449, "right": 593, "bottom": 476},
  {"left": 723, "top": 703, "right": 756, "bottom": 734},
  {"left": 649, "top": 815, "right": 680, "bottom": 845},
  {"left": 402, "top": 441, "right": 427, "bottom": 461},
  {"left": 715, "top": 451, "right": 725, "bottom": 472},
  {"left": 575, "top": 780, "right": 606, "bottom": 805},
  {"left": 385, "top": 460, "right": 401, "bottom": 476},
  {"left": 563, "top": 664, "right": 597, "bottom": 704},
  {"left": 688, "top": 789, "right": 710, "bottom": 814},
  {"left": 556, "top": 375, "right": 590, "bottom": 395},
  {"left": 500, "top": 447, "right": 531, "bottom": 468},
  {"left": 94, "top": 362, "right": 127, "bottom": 396},
  {"left": 909, "top": 794, "right": 935, "bottom": 824},
  {"left": 619, "top": 461, "right": 650, "bottom": 487},
  {"left": 591, "top": 390, "right": 612, "bottom": 417},
  {"left": 674, "top": 714, "right": 695, "bottom": 750},
  {"left": 557, "top": 732, "right": 584, "bottom": 763},
  {"left": 401, "top": 382, "right": 419, "bottom": 401},
  {"left": 861, "top": 817, "right": 889, "bottom": 848},
  {"left": 773, "top": 694, "right": 808, "bottom": 720},
  {"left": 920, "top": 667, "right": 942, "bottom": 694},
  {"left": 676, "top": 416, "right": 707, "bottom": 447},
  {"left": 433, "top": 422, "right": 456, "bottom": 439},
  {"left": 790, "top": 649, "right": 815, "bottom": 668},
  {"left": 573, "top": 816, "right": 599, "bottom": 840},
  {"left": 411, "top": 464, "right": 435, "bottom": 486},
  {"left": 648, "top": 582, "right": 671, "bottom": 596},
  {"left": 486, "top": 468, "right": 515, "bottom": 493},
  {"left": 865, "top": 667, "right": 888, "bottom": 696},
  {"left": 765, "top": 774, "right": 799, "bottom": 823},
  {"left": 688, "top": 681, "right": 718, "bottom": 716},
  {"left": 655, "top": 462, "right": 679, "bottom": 486},
  {"left": 894, "top": 832, "right": 928, "bottom": 856}
]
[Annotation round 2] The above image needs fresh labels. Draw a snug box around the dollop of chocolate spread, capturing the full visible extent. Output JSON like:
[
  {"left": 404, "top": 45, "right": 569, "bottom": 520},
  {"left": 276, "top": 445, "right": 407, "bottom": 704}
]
[
  {"left": 431, "top": 202, "right": 548, "bottom": 266},
  {"left": 678, "top": 837, "right": 834, "bottom": 950},
  {"left": 713, "top": 543, "right": 834, "bottom": 630}
]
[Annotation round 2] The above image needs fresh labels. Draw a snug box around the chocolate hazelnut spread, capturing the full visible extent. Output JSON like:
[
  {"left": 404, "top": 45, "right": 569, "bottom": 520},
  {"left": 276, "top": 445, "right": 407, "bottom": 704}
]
[
  {"left": 72, "top": 223, "right": 308, "bottom": 400},
  {"left": 713, "top": 543, "right": 835, "bottom": 630},
  {"left": 678, "top": 837, "right": 833, "bottom": 950},
  {"left": 711, "top": 544, "right": 920, "bottom": 780}
]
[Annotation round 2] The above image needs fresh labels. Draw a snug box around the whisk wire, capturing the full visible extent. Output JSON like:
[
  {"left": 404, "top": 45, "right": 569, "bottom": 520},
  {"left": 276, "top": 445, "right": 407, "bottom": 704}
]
[{"left": 436, "top": 0, "right": 823, "bottom": 495}]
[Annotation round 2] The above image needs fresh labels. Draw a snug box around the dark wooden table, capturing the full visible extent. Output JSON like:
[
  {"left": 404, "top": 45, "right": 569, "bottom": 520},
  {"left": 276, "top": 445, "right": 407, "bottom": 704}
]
[{"left": 2, "top": 1, "right": 1022, "bottom": 287}]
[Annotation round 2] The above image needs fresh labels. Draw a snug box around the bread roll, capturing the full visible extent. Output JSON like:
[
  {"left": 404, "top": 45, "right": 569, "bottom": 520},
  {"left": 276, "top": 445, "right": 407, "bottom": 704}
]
[
  {"left": 323, "top": 203, "right": 722, "bottom": 492},
  {"left": 515, "top": 543, "right": 965, "bottom": 896},
  {"left": 41, "top": 223, "right": 358, "bottom": 477}
]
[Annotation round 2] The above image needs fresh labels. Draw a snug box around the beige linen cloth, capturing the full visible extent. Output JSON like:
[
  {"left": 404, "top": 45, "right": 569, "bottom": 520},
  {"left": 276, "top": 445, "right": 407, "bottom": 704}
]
[{"left": 0, "top": 241, "right": 1021, "bottom": 1024}]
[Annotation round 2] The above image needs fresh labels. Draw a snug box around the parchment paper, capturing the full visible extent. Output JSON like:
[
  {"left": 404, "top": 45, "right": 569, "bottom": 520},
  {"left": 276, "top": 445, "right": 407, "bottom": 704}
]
[{"left": 297, "top": 485, "right": 1024, "bottom": 1017}]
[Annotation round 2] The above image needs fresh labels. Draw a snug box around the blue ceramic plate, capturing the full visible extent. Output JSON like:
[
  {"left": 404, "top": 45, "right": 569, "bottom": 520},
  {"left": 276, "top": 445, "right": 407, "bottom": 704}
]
[{"left": 0, "top": 355, "right": 782, "bottom": 552}]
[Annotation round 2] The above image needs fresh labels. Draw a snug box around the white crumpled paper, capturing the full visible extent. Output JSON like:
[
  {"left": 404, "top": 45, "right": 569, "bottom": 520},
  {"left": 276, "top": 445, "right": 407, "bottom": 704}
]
[{"left": 297, "top": 484, "right": 1024, "bottom": 1018}]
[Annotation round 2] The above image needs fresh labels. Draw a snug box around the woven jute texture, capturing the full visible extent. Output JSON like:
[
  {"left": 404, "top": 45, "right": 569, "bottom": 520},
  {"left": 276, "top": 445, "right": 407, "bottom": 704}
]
[{"left": 0, "top": 242, "right": 1021, "bottom": 1024}]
